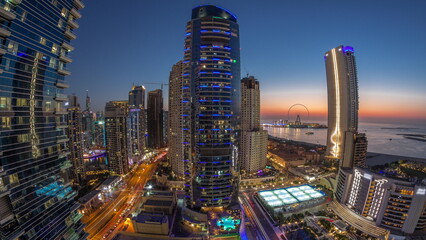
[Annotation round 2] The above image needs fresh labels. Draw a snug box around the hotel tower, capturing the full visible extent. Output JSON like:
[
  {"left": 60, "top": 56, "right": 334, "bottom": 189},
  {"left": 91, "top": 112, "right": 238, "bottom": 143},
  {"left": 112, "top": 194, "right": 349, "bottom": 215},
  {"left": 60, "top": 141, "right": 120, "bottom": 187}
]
[
  {"left": 324, "top": 45, "right": 359, "bottom": 168},
  {"left": 180, "top": 5, "right": 241, "bottom": 209},
  {"left": 0, "top": 0, "right": 86, "bottom": 239}
]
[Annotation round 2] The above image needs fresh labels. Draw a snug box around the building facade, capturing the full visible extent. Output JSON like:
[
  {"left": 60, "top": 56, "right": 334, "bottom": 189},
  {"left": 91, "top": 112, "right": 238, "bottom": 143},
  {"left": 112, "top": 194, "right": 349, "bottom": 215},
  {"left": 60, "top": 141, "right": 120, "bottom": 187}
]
[
  {"left": 147, "top": 89, "right": 163, "bottom": 149},
  {"left": 168, "top": 61, "right": 185, "bottom": 176},
  {"left": 0, "top": 0, "right": 86, "bottom": 239},
  {"left": 181, "top": 5, "right": 241, "bottom": 209},
  {"left": 127, "top": 85, "right": 146, "bottom": 163},
  {"left": 240, "top": 76, "right": 267, "bottom": 174},
  {"left": 82, "top": 90, "right": 93, "bottom": 151},
  {"left": 353, "top": 133, "right": 368, "bottom": 167},
  {"left": 324, "top": 45, "right": 359, "bottom": 167},
  {"left": 66, "top": 95, "right": 85, "bottom": 183},
  {"left": 105, "top": 101, "right": 129, "bottom": 175},
  {"left": 335, "top": 167, "right": 426, "bottom": 234}
]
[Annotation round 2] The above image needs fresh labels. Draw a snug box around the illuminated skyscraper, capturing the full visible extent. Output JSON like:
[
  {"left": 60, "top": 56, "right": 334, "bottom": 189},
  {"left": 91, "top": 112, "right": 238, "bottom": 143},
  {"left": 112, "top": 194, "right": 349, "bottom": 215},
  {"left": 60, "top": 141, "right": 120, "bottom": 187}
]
[
  {"left": 0, "top": 0, "right": 86, "bottom": 239},
  {"left": 324, "top": 45, "right": 359, "bottom": 168},
  {"left": 181, "top": 5, "right": 241, "bottom": 209},
  {"left": 66, "top": 95, "right": 85, "bottom": 183},
  {"left": 168, "top": 61, "right": 185, "bottom": 176},
  {"left": 147, "top": 89, "right": 164, "bottom": 149},
  {"left": 105, "top": 101, "right": 129, "bottom": 175},
  {"left": 128, "top": 86, "right": 146, "bottom": 162},
  {"left": 240, "top": 76, "right": 267, "bottom": 174}
]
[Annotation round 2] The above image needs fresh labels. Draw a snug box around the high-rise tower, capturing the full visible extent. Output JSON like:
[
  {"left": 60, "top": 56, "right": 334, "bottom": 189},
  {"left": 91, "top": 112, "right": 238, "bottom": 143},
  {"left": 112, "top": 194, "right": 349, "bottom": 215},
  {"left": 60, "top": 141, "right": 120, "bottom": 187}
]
[
  {"left": 128, "top": 85, "right": 146, "bottom": 163},
  {"left": 240, "top": 76, "right": 268, "bottom": 174},
  {"left": 67, "top": 95, "right": 85, "bottom": 183},
  {"left": 181, "top": 5, "right": 241, "bottom": 209},
  {"left": 147, "top": 89, "right": 163, "bottom": 149},
  {"left": 129, "top": 85, "right": 145, "bottom": 109},
  {"left": 168, "top": 61, "right": 185, "bottom": 176},
  {"left": 324, "top": 45, "right": 359, "bottom": 168},
  {"left": 105, "top": 101, "right": 129, "bottom": 175},
  {"left": 0, "top": 0, "right": 85, "bottom": 239}
]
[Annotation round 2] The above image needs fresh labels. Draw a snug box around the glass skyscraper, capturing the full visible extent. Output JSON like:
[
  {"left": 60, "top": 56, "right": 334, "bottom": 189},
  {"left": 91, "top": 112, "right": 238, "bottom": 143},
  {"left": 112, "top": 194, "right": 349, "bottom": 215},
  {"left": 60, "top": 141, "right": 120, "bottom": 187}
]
[
  {"left": 324, "top": 45, "right": 359, "bottom": 168},
  {"left": 0, "top": 0, "right": 85, "bottom": 239},
  {"left": 182, "top": 5, "right": 241, "bottom": 210}
]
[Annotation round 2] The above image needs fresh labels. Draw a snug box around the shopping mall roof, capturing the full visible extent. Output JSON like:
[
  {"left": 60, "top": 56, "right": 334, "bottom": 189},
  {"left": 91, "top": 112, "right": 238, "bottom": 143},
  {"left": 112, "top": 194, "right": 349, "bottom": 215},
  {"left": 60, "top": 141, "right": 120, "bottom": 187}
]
[{"left": 258, "top": 185, "right": 325, "bottom": 208}]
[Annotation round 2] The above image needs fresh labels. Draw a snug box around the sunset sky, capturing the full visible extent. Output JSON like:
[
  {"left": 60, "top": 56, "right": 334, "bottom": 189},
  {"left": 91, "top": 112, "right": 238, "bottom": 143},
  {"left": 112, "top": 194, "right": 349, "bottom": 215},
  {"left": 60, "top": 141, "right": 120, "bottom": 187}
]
[{"left": 67, "top": 0, "right": 426, "bottom": 125}]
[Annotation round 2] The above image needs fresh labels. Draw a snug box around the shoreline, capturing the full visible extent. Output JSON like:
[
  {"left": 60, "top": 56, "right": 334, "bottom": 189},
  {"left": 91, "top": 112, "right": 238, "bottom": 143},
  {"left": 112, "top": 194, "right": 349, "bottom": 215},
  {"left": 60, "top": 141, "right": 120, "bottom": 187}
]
[{"left": 268, "top": 135, "right": 426, "bottom": 165}]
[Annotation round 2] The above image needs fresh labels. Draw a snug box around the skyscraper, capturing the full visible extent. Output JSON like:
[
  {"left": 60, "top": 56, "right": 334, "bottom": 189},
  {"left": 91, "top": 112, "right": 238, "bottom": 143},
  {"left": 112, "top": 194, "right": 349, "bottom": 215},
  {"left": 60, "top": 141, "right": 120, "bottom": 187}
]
[
  {"left": 0, "top": 0, "right": 85, "bottom": 239},
  {"left": 181, "top": 5, "right": 241, "bottom": 209},
  {"left": 147, "top": 89, "right": 163, "bottom": 149},
  {"left": 168, "top": 61, "right": 185, "bottom": 176},
  {"left": 324, "top": 45, "right": 359, "bottom": 168},
  {"left": 128, "top": 85, "right": 146, "bottom": 163},
  {"left": 66, "top": 95, "right": 85, "bottom": 183},
  {"left": 240, "top": 76, "right": 268, "bottom": 174},
  {"left": 129, "top": 85, "right": 145, "bottom": 109},
  {"left": 105, "top": 101, "right": 129, "bottom": 175},
  {"left": 82, "top": 90, "right": 93, "bottom": 151}
]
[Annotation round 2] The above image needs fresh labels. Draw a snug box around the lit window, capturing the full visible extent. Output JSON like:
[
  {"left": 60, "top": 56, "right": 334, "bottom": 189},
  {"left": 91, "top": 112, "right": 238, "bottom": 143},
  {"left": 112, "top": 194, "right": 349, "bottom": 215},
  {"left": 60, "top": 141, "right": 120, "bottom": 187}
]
[
  {"left": 0, "top": 97, "right": 11, "bottom": 110},
  {"left": 61, "top": 8, "right": 68, "bottom": 17},
  {"left": 52, "top": 44, "right": 58, "bottom": 54},
  {"left": 40, "top": 37, "right": 46, "bottom": 45},
  {"left": 1, "top": 117, "right": 11, "bottom": 130},
  {"left": 58, "top": 19, "right": 63, "bottom": 28}
]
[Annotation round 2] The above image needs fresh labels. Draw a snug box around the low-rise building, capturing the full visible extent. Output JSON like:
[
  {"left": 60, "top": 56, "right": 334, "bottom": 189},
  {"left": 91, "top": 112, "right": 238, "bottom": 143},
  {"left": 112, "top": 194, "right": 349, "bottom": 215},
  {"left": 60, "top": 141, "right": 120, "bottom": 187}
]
[
  {"left": 98, "top": 176, "right": 122, "bottom": 196},
  {"left": 141, "top": 190, "right": 176, "bottom": 215},
  {"left": 132, "top": 212, "right": 169, "bottom": 235},
  {"left": 78, "top": 190, "right": 102, "bottom": 215}
]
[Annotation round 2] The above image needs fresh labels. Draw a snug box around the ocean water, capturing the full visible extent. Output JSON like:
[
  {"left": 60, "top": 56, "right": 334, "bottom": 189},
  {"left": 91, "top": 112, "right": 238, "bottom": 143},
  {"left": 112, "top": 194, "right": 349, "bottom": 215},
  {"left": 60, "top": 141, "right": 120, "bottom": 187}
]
[{"left": 264, "top": 122, "right": 426, "bottom": 159}]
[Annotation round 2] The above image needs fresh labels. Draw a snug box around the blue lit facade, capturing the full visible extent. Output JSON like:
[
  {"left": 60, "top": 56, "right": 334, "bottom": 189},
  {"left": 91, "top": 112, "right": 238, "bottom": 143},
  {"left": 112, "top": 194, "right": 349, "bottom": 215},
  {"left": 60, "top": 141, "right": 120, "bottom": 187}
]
[
  {"left": 0, "top": 0, "right": 86, "bottom": 239},
  {"left": 182, "top": 5, "right": 241, "bottom": 209}
]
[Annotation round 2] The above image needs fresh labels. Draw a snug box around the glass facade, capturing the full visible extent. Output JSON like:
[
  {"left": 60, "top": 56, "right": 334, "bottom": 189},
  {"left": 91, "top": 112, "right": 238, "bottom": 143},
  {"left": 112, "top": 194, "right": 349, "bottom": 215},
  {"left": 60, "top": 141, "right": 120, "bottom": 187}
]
[
  {"left": 0, "top": 0, "right": 86, "bottom": 239},
  {"left": 182, "top": 5, "right": 241, "bottom": 209}
]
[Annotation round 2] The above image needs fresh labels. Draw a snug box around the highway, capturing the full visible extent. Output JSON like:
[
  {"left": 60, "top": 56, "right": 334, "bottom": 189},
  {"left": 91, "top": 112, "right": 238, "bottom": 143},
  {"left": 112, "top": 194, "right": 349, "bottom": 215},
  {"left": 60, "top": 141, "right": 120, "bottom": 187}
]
[{"left": 82, "top": 151, "right": 166, "bottom": 240}]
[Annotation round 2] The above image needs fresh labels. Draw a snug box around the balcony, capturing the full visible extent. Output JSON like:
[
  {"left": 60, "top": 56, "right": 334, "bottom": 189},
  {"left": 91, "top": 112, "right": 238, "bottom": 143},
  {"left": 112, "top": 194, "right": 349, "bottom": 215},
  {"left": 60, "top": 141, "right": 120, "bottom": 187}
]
[
  {"left": 55, "top": 81, "right": 70, "bottom": 89},
  {"left": 70, "top": 8, "right": 82, "bottom": 19},
  {"left": 58, "top": 68, "right": 71, "bottom": 76},
  {"left": 55, "top": 93, "right": 68, "bottom": 102},
  {"left": 61, "top": 42, "right": 74, "bottom": 51},
  {"left": 60, "top": 160, "right": 72, "bottom": 170},
  {"left": 73, "top": 0, "right": 85, "bottom": 9},
  {"left": 0, "top": 27, "right": 11, "bottom": 38},
  {"left": 54, "top": 108, "right": 68, "bottom": 115},
  {"left": 68, "top": 19, "right": 79, "bottom": 29},
  {"left": 59, "top": 55, "right": 72, "bottom": 63},
  {"left": 57, "top": 136, "right": 69, "bottom": 144},
  {"left": 64, "top": 30, "right": 77, "bottom": 40},
  {"left": 0, "top": 8, "right": 16, "bottom": 21},
  {"left": 0, "top": 166, "right": 5, "bottom": 176},
  {"left": 59, "top": 151, "right": 70, "bottom": 158}
]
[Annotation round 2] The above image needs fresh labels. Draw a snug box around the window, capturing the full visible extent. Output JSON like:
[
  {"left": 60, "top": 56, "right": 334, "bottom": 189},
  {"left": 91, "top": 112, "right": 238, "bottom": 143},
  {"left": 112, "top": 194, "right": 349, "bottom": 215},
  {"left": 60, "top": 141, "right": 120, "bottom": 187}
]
[
  {"left": 21, "top": 11, "right": 27, "bottom": 22},
  {"left": 58, "top": 19, "right": 63, "bottom": 28},
  {"left": 16, "top": 98, "right": 28, "bottom": 107},
  {"left": 61, "top": 8, "right": 68, "bottom": 18},
  {"left": 52, "top": 0, "right": 58, "bottom": 7},
  {"left": 51, "top": 44, "right": 58, "bottom": 54},
  {"left": 0, "top": 97, "right": 11, "bottom": 110},
  {"left": 7, "top": 40, "right": 18, "bottom": 55},
  {"left": 49, "top": 58, "right": 57, "bottom": 68},
  {"left": 40, "top": 37, "right": 46, "bottom": 45},
  {"left": 1, "top": 117, "right": 11, "bottom": 130},
  {"left": 45, "top": 101, "right": 52, "bottom": 111}
]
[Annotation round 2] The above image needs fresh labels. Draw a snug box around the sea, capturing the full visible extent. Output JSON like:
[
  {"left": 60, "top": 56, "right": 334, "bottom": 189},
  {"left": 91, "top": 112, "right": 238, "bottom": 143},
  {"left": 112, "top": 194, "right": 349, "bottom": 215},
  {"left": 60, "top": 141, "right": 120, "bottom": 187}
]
[{"left": 264, "top": 122, "right": 426, "bottom": 159}]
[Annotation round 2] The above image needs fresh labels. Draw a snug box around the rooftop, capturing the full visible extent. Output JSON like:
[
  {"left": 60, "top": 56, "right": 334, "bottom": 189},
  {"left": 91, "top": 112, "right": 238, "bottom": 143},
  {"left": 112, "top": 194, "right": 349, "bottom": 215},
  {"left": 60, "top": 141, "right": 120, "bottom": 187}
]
[
  {"left": 134, "top": 212, "right": 167, "bottom": 224},
  {"left": 144, "top": 199, "right": 173, "bottom": 207},
  {"left": 100, "top": 176, "right": 120, "bottom": 186},
  {"left": 258, "top": 185, "right": 325, "bottom": 208},
  {"left": 78, "top": 189, "right": 101, "bottom": 204}
]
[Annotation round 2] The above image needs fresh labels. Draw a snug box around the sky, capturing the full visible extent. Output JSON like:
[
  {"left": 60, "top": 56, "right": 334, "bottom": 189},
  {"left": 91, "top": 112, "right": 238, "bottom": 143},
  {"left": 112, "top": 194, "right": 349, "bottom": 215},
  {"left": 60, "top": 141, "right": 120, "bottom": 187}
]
[{"left": 67, "top": 0, "right": 426, "bottom": 125}]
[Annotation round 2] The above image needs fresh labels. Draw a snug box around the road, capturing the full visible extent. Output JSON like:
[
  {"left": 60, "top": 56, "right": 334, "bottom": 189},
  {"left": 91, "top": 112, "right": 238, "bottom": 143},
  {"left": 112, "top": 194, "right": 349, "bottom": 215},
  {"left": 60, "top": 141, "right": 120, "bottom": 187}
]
[{"left": 83, "top": 151, "right": 166, "bottom": 240}]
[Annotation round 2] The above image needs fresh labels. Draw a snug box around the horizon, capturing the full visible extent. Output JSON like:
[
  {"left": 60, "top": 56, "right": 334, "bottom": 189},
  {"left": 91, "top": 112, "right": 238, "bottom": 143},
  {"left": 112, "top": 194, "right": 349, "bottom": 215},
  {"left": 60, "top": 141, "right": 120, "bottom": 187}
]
[{"left": 67, "top": 0, "right": 426, "bottom": 125}]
